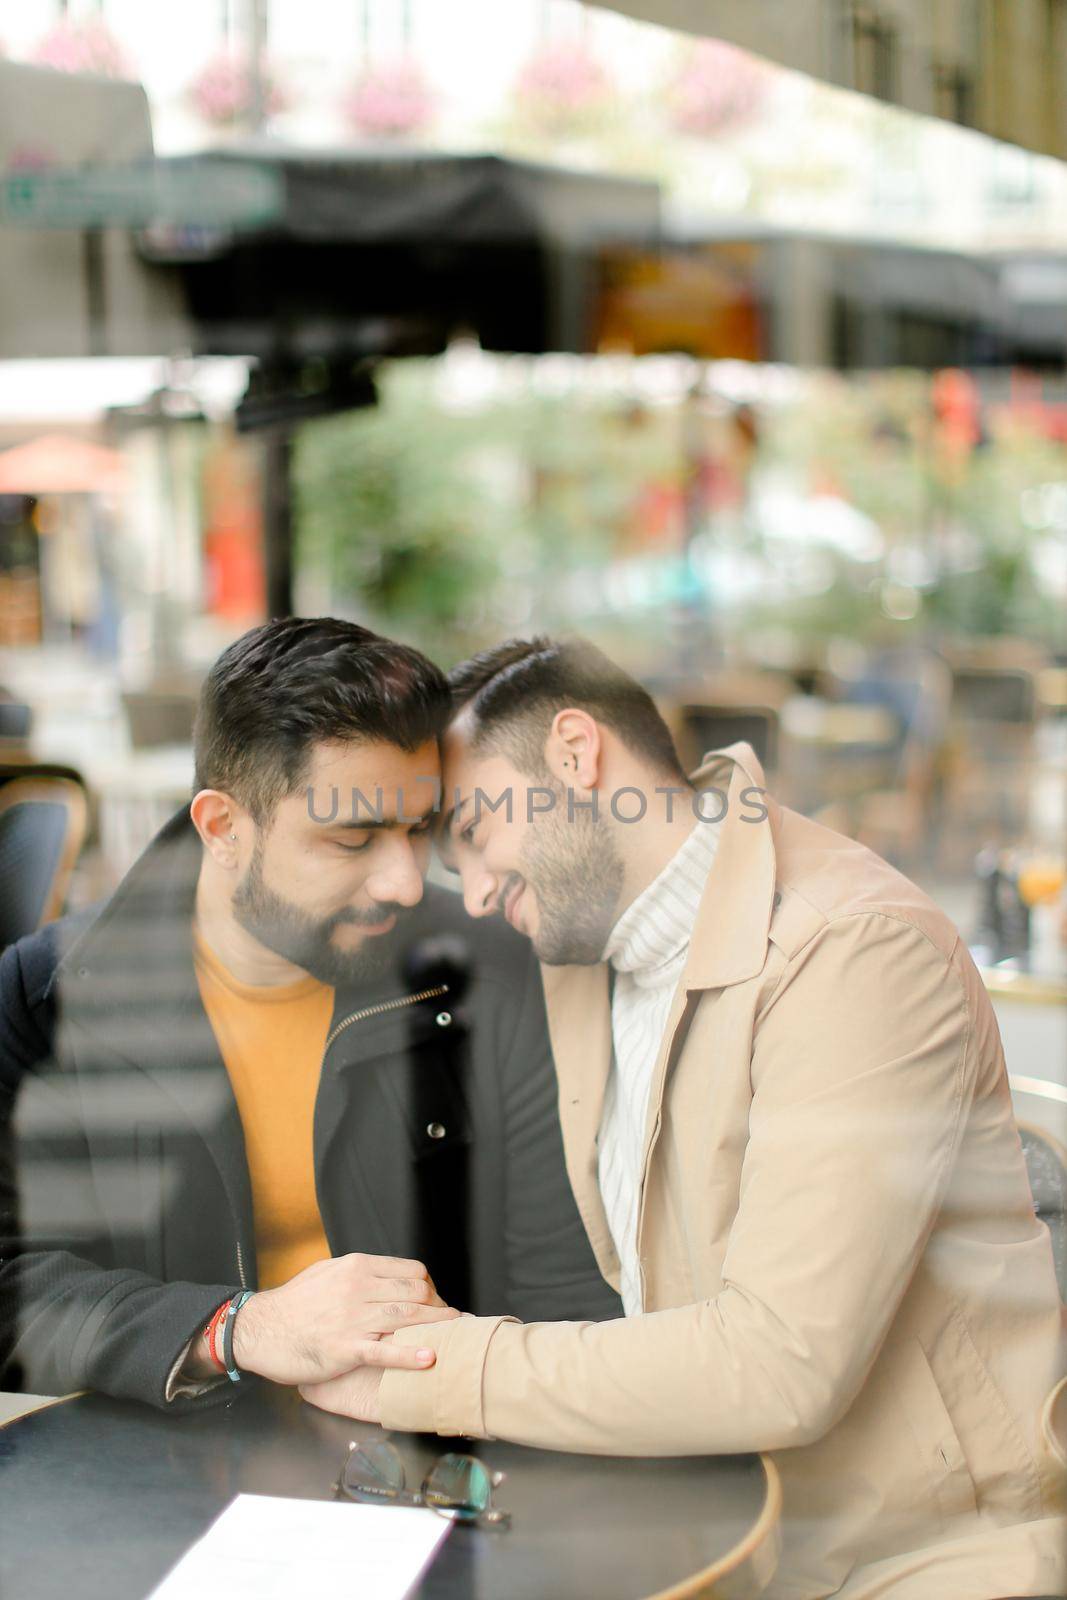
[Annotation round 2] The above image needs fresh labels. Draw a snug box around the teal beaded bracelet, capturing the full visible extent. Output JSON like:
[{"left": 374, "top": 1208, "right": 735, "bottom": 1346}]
[{"left": 221, "top": 1290, "right": 254, "bottom": 1383}]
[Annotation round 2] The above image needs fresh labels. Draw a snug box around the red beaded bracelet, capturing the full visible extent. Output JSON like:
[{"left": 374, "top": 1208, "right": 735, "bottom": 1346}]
[{"left": 203, "top": 1299, "right": 232, "bottom": 1375}]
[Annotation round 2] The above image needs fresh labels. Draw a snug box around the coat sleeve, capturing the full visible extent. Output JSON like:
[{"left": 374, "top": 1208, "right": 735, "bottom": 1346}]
[
  {"left": 495, "top": 954, "right": 621, "bottom": 1325},
  {"left": 379, "top": 913, "right": 973, "bottom": 1452},
  {"left": 0, "top": 937, "right": 241, "bottom": 1411}
]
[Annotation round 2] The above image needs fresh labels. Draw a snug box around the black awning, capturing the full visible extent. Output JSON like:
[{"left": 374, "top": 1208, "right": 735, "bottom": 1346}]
[
  {"left": 138, "top": 147, "right": 661, "bottom": 359},
  {"left": 160, "top": 146, "right": 661, "bottom": 248}
]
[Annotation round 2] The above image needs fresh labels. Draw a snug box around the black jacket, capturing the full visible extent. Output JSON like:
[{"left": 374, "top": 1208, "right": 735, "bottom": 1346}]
[{"left": 0, "top": 810, "right": 619, "bottom": 1410}]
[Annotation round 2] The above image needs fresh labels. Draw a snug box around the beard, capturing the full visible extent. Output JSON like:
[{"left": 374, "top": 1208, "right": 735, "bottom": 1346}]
[
  {"left": 231, "top": 836, "right": 407, "bottom": 987},
  {"left": 519, "top": 793, "right": 625, "bottom": 966}
]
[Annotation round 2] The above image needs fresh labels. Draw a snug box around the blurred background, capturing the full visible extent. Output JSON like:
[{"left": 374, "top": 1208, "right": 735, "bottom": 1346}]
[{"left": 0, "top": 1, "right": 1064, "bottom": 1152}]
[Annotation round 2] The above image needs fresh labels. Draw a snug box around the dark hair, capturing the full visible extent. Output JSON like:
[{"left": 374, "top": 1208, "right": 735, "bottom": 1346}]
[
  {"left": 194, "top": 617, "right": 450, "bottom": 822},
  {"left": 449, "top": 635, "right": 685, "bottom": 781}
]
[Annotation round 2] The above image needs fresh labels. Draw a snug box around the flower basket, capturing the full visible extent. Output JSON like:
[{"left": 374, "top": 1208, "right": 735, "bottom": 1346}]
[
  {"left": 665, "top": 41, "right": 768, "bottom": 138},
  {"left": 342, "top": 58, "right": 436, "bottom": 140},
  {"left": 513, "top": 42, "right": 614, "bottom": 138},
  {"left": 189, "top": 52, "right": 289, "bottom": 127},
  {"left": 31, "top": 17, "right": 132, "bottom": 79}
]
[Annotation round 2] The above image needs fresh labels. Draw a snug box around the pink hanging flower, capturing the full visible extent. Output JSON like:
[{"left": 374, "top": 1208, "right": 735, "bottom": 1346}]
[
  {"left": 342, "top": 59, "right": 436, "bottom": 139},
  {"left": 7, "top": 144, "right": 51, "bottom": 172},
  {"left": 31, "top": 17, "right": 132, "bottom": 79},
  {"left": 514, "top": 42, "right": 613, "bottom": 136},
  {"left": 189, "top": 52, "right": 289, "bottom": 126},
  {"left": 665, "top": 41, "right": 769, "bottom": 138}
]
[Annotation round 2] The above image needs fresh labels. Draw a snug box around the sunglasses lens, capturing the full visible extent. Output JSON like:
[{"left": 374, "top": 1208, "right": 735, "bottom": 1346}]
[
  {"left": 422, "top": 1453, "right": 492, "bottom": 1521},
  {"left": 342, "top": 1440, "right": 406, "bottom": 1502}
]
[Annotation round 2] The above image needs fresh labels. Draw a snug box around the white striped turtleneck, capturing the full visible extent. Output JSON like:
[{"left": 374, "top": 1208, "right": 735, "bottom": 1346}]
[{"left": 597, "top": 816, "right": 721, "bottom": 1316}]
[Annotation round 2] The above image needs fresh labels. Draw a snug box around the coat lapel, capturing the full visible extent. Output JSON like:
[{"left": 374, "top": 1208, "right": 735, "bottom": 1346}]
[
  {"left": 540, "top": 960, "right": 619, "bottom": 1288},
  {"left": 680, "top": 742, "right": 779, "bottom": 992}
]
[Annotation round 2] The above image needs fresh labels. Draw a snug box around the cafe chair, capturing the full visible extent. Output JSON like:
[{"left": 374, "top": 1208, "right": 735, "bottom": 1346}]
[
  {"left": 1008, "top": 1128, "right": 1067, "bottom": 1600},
  {"left": 852, "top": 650, "right": 952, "bottom": 862},
  {"left": 655, "top": 669, "right": 793, "bottom": 780},
  {"left": 0, "top": 755, "right": 94, "bottom": 850},
  {"left": 941, "top": 657, "right": 1043, "bottom": 862},
  {"left": 676, "top": 704, "right": 780, "bottom": 775},
  {"left": 1040, "top": 1375, "right": 1066, "bottom": 1491},
  {"left": 1031, "top": 1373, "right": 1067, "bottom": 1600},
  {"left": 0, "top": 752, "right": 87, "bottom": 792},
  {"left": 0, "top": 695, "right": 32, "bottom": 743},
  {"left": 1018, "top": 1122, "right": 1067, "bottom": 1303},
  {"left": 121, "top": 690, "right": 197, "bottom": 750},
  {"left": 0, "top": 777, "right": 87, "bottom": 951}
]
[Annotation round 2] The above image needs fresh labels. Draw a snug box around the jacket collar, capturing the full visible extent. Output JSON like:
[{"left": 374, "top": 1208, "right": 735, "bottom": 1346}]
[
  {"left": 540, "top": 958, "right": 619, "bottom": 1285},
  {"left": 679, "top": 741, "right": 778, "bottom": 993}
]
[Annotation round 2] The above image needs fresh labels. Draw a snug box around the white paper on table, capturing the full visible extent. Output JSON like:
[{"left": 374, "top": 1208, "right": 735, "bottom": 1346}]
[{"left": 148, "top": 1492, "right": 452, "bottom": 1600}]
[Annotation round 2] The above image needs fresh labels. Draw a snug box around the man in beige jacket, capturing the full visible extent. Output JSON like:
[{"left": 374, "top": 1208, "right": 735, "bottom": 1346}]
[{"left": 301, "top": 637, "right": 1065, "bottom": 1600}]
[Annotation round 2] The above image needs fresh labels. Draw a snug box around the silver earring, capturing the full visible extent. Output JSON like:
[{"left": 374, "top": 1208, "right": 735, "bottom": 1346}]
[{"left": 229, "top": 833, "right": 237, "bottom": 841}]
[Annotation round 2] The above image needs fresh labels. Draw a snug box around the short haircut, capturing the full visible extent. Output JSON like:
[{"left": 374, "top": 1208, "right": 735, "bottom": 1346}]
[
  {"left": 449, "top": 635, "right": 686, "bottom": 781},
  {"left": 194, "top": 616, "right": 450, "bottom": 822}
]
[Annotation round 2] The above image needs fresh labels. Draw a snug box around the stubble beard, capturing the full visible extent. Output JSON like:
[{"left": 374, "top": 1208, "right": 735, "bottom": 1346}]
[
  {"left": 231, "top": 836, "right": 405, "bottom": 987},
  {"left": 521, "top": 805, "right": 624, "bottom": 966}
]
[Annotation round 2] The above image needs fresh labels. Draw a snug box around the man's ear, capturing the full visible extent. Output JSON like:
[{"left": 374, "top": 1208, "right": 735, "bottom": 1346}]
[
  {"left": 545, "top": 709, "right": 602, "bottom": 790},
  {"left": 190, "top": 789, "right": 244, "bottom": 869}
]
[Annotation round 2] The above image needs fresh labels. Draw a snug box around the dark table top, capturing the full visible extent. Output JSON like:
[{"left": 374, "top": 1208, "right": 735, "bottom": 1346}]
[{"left": 0, "top": 1388, "right": 779, "bottom": 1600}]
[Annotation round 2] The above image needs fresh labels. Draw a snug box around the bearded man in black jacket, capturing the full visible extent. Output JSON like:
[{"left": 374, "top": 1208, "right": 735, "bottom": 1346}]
[{"left": 0, "top": 618, "right": 618, "bottom": 1411}]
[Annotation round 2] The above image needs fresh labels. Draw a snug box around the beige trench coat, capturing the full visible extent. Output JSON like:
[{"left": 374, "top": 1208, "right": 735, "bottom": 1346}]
[{"left": 381, "top": 745, "right": 1066, "bottom": 1599}]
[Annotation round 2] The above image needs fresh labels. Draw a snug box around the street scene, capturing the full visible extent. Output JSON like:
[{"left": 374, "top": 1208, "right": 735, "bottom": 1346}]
[{"left": 0, "top": 6, "right": 1065, "bottom": 1600}]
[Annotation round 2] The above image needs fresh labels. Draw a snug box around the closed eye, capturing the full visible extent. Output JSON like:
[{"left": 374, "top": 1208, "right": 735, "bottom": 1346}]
[{"left": 337, "top": 820, "right": 432, "bottom": 853}]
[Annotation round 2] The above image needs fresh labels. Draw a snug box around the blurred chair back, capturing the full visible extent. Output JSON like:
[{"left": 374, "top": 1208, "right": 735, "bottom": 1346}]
[
  {"left": 0, "top": 778, "right": 87, "bottom": 950},
  {"left": 1028, "top": 1125, "right": 1067, "bottom": 1518},
  {"left": 826, "top": 648, "right": 953, "bottom": 866},
  {"left": 1041, "top": 1375, "right": 1066, "bottom": 1504},
  {"left": 0, "top": 698, "right": 32, "bottom": 743},
  {"left": 678, "top": 706, "right": 779, "bottom": 773},
  {"left": 1018, "top": 1121, "right": 1067, "bottom": 1302},
  {"left": 0, "top": 754, "right": 93, "bottom": 837},
  {"left": 951, "top": 667, "right": 1037, "bottom": 727},
  {"left": 121, "top": 692, "right": 197, "bottom": 750},
  {"left": 942, "top": 661, "right": 1041, "bottom": 858}
]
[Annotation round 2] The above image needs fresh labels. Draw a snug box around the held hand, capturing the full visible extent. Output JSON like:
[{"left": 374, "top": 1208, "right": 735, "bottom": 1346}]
[
  {"left": 232, "top": 1254, "right": 459, "bottom": 1385},
  {"left": 299, "top": 1365, "right": 385, "bottom": 1424}
]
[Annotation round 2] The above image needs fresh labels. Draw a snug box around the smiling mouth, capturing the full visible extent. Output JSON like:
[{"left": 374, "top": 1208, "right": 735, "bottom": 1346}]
[
  {"left": 338, "top": 912, "right": 397, "bottom": 939},
  {"left": 503, "top": 881, "right": 525, "bottom": 930}
]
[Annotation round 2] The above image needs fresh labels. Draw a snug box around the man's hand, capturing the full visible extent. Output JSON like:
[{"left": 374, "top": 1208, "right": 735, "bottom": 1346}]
[
  {"left": 299, "top": 1365, "right": 384, "bottom": 1424},
  {"left": 231, "top": 1254, "right": 459, "bottom": 1385}
]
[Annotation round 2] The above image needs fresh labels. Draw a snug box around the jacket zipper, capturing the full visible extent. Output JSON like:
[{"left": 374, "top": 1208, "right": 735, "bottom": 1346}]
[
  {"left": 323, "top": 984, "right": 449, "bottom": 1055},
  {"left": 232, "top": 983, "right": 449, "bottom": 1286}
]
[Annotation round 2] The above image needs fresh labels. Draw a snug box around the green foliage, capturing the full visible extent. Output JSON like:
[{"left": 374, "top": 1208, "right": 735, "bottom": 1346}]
[
  {"left": 293, "top": 362, "right": 680, "bottom": 662},
  {"left": 756, "top": 371, "right": 1066, "bottom": 645},
  {"left": 293, "top": 370, "right": 497, "bottom": 660},
  {"left": 293, "top": 360, "right": 1065, "bottom": 668}
]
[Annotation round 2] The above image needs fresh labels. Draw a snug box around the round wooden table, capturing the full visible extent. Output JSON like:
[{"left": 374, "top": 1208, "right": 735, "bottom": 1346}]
[{"left": 0, "top": 1388, "right": 780, "bottom": 1600}]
